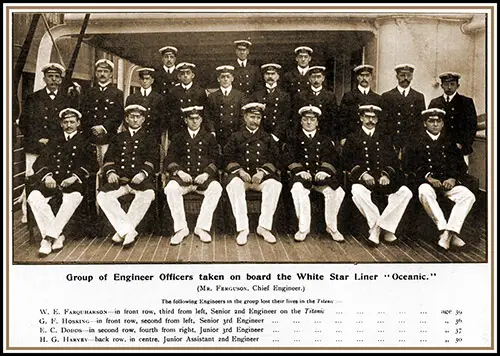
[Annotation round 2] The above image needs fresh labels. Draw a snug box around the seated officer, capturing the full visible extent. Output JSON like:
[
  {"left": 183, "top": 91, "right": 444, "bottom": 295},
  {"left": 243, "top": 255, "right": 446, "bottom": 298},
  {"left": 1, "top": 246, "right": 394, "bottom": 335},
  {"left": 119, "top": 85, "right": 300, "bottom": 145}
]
[
  {"left": 342, "top": 105, "right": 413, "bottom": 245},
  {"left": 224, "top": 103, "right": 282, "bottom": 246},
  {"left": 164, "top": 106, "right": 223, "bottom": 245},
  {"left": 285, "top": 105, "right": 345, "bottom": 242},
  {"left": 27, "top": 108, "right": 94, "bottom": 256},
  {"left": 96, "top": 104, "right": 156, "bottom": 247},
  {"left": 404, "top": 108, "right": 476, "bottom": 250}
]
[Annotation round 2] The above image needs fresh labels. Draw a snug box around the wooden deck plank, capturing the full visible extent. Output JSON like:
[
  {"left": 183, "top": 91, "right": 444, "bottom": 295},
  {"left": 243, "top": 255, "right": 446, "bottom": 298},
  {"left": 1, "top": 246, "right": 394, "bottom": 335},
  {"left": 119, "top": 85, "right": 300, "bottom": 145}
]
[
  {"left": 151, "top": 235, "right": 170, "bottom": 262},
  {"left": 139, "top": 234, "right": 161, "bottom": 262}
]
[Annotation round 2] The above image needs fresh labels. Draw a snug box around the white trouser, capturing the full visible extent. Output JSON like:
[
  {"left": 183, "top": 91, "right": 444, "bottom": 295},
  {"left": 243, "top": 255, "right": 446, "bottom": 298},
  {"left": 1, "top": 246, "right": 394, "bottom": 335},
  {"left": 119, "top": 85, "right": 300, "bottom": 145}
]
[
  {"left": 21, "top": 153, "right": 40, "bottom": 218},
  {"left": 226, "top": 178, "right": 282, "bottom": 232},
  {"left": 97, "top": 184, "right": 155, "bottom": 237},
  {"left": 351, "top": 183, "right": 413, "bottom": 233},
  {"left": 164, "top": 180, "right": 222, "bottom": 232},
  {"left": 27, "top": 190, "right": 83, "bottom": 239},
  {"left": 291, "top": 182, "right": 345, "bottom": 233},
  {"left": 418, "top": 183, "right": 476, "bottom": 234},
  {"left": 95, "top": 144, "right": 110, "bottom": 169}
]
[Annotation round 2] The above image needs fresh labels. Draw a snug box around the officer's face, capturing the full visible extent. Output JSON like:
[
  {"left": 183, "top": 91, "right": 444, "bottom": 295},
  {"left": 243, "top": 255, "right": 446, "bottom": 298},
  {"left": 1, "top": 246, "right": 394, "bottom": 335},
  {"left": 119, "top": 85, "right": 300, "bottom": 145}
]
[
  {"left": 184, "top": 114, "right": 203, "bottom": 131},
  {"left": 178, "top": 70, "right": 195, "bottom": 85},
  {"left": 140, "top": 74, "right": 154, "bottom": 89},
  {"left": 263, "top": 71, "right": 279, "bottom": 84},
  {"left": 162, "top": 52, "right": 176, "bottom": 68},
  {"left": 309, "top": 72, "right": 325, "bottom": 88},
  {"left": 43, "top": 72, "right": 63, "bottom": 91},
  {"left": 360, "top": 113, "right": 378, "bottom": 130},
  {"left": 441, "top": 80, "right": 460, "bottom": 96},
  {"left": 357, "top": 72, "right": 372, "bottom": 88},
  {"left": 125, "top": 111, "right": 146, "bottom": 129},
  {"left": 218, "top": 73, "right": 234, "bottom": 88},
  {"left": 301, "top": 113, "right": 319, "bottom": 132},
  {"left": 296, "top": 53, "right": 311, "bottom": 68},
  {"left": 244, "top": 111, "right": 262, "bottom": 131},
  {"left": 60, "top": 116, "right": 80, "bottom": 134},
  {"left": 396, "top": 70, "right": 413, "bottom": 88},
  {"left": 424, "top": 116, "right": 444, "bottom": 135},
  {"left": 96, "top": 66, "right": 113, "bottom": 84},
  {"left": 236, "top": 46, "right": 249, "bottom": 60}
]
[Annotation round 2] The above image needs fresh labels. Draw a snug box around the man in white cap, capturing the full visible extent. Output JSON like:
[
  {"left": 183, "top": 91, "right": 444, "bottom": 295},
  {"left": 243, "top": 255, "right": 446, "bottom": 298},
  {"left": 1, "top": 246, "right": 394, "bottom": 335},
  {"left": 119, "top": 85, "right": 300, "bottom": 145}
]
[
  {"left": 251, "top": 63, "right": 291, "bottom": 145},
  {"left": 342, "top": 105, "right": 412, "bottom": 246},
  {"left": 338, "top": 64, "right": 383, "bottom": 145},
  {"left": 224, "top": 102, "right": 282, "bottom": 246},
  {"left": 166, "top": 62, "right": 208, "bottom": 139},
  {"left": 206, "top": 65, "right": 247, "bottom": 144},
  {"left": 295, "top": 66, "right": 339, "bottom": 140},
  {"left": 283, "top": 46, "right": 313, "bottom": 100},
  {"left": 18, "top": 63, "right": 75, "bottom": 223},
  {"left": 80, "top": 58, "right": 124, "bottom": 168},
  {"left": 232, "top": 40, "right": 261, "bottom": 96},
  {"left": 285, "top": 105, "right": 345, "bottom": 242},
  {"left": 428, "top": 72, "right": 478, "bottom": 167},
  {"left": 27, "top": 108, "right": 95, "bottom": 256},
  {"left": 96, "top": 104, "right": 157, "bottom": 247},
  {"left": 381, "top": 64, "right": 426, "bottom": 157},
  {"left": 153, "top": 45, "right": 179, "bottom": 96},
  {"left": 164, "top": 106, "right": 222, "bottom": 245},
  {"left": 404, "top": 108, "right": 475, "bottom": 250}
]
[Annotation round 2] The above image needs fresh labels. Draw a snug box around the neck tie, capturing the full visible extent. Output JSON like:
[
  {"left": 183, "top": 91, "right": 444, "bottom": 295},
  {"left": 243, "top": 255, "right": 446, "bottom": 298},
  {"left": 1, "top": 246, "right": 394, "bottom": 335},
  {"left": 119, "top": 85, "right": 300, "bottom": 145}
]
[
  {"left": 142, "top": 90, "right": 146, "bottom": 97},
  {"left": 66, "top": 135, "right": 70, "bottom": 141},
  {"left": 131, "top": 130, "right": 135, "bottom": 137},
  {"left": 49, "top": 92, "right": 56, "bottom": 99},
  {"left": 308, "top": 134, "right": 313, "bottom": 139},
  {"left": 446, "top": 96, "right": 450, "bottom": 103},
  {"left": 192, "top": 133, "right": 196, "bottom": 139}
]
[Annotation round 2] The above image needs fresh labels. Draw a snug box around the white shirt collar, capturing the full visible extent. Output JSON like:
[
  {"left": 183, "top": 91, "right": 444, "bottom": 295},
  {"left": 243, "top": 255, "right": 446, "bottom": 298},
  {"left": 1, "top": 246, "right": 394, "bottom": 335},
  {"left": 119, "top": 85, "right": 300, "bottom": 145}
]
[
  {"left": 238, "top": 59, "right": 247, "bottom": 67},
  {"left": 163, "top": 65, "right": 175, "bottom": 74},
  {"left": 426, "top": 131, "right": 441, "bottom": 141},
  {"left": 46, "top": 88, "right": 58, "bottom": 95},
  {"left": 65, "top": 131, "right": 77, "bottom": 140},
  {"left": 397, "top": 85, "right": 411, "bottom": 95},
  {"left": 298, "top": 66, "right": 309, "bottom": 75},
  {"left": 98, "top": 81, "right": 112, "bottom": 89},
  {"left": 362, "top": 126, "right": 375, "bottom": 136},
  {"left": 128, "top": 127, "right": 140, "bottom": 136},
  {"left": 303, "top": 129, "right": 317, "bottom": 138},
  {"left": 246, "top": 127, "right": 258, "bottom": 135},
  {"left": 188, "top": 128, "right": 201, "bottom": 137},
  {"left": 444, "top": 92, "right": 457, "bottom": 101},
  {"left": 266, "top": 83, "right": 277, "bottom": 89},
  {"left": 220, "top": 85, "right": 232, "bottom": 94},
  {"left": 142, "top": 87, "right": 152, "bottom": 96},
  {"left": 311, "top": 86, "right": 322, "bottom": 93},
  {"left": 358, "top": 85, "right": 370, "bottom": 95},
  {"left": 182, "top": 82, "right": 193, "bottom": 90}
]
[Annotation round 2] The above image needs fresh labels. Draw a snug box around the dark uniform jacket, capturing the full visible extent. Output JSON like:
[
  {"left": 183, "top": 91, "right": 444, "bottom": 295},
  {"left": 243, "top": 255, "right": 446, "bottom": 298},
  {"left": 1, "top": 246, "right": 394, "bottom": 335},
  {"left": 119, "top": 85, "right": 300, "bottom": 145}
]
[
  {"left": 223, "top": 127, "right": 281, "bottom": 184},
  {"left": 232, "top": 61, "right": 261, "bottom": 96},
  {"left": 282, "top": 68, "right": 310, "bottom": 100},
  {"left": 166, "top": 83, "right": 208, "bottom": 138},
  {"left": 338, "top": 87, "right": 383, "bottom": 141},
  {"left": 295, "top": 88, "right": 339, "bottom": 140},
  {"left": 285, "top": 130, "right": 341, "bottom": 190},
  {"left": 428, "top": 93, "right": 478, "bottom": 155},
  {"left": 80, "top": 85, "right": 124, "bottom": 145},
  {"left": 30, "top": 130, "right": 95, "bottom": 197},
  {"left": 251, "top": 87, "right": 292, "bottom": 143},
  {"left": 342, "top": 127, "right": 402, "bottom": 195},
  {"left": 101, "top": 127, "right": 156, "bottom": 192},
  {"left": 381, "top": 87, "right": 426, "bottom": 152},
  {"left": 126, "top": 90, "right": 167, "bottom": 144},
  {"left": 404, "top": 130, "right": 468, "bottom": 190},
  {"left": 164, "top": 127, "right": 220, "bottom": 191},
  {"left": 206, "top": 88, "right": 247, "bottom": 144},
  {"left": 153, "top": 67, "right": 178, "bottom": 96},
  {"left": 18, "top": 88, "right": 74, "bottom": 154}
]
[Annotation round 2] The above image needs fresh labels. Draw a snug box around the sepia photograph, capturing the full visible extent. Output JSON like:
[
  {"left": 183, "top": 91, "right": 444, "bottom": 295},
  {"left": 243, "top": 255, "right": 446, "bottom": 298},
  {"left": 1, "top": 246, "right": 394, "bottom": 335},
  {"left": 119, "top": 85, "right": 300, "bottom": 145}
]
[{"left": 4, "top": 3, "right": 496, "bottom": 352}]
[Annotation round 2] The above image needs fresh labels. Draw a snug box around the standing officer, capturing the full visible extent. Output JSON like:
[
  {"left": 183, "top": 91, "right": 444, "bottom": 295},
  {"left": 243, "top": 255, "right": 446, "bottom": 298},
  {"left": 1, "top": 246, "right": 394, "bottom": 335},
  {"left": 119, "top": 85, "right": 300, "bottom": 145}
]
[
  {"left": 224, "top": 103, "right": 282, "bottom": 246},
  {"left": 285, "top": 105, "right": 345, "bottom": 242},
  {"left": 18, "top": 63, "right": 74, "bottom": 223},
  {"left": 381, "top": 64, "right": 426, "bottom": 157},
  {"left": 338, "top": 64, "right": 383, "bottom": 145},
  {"left": 164, "top": 106, "right": 222, "bottom": 245},
  {"left": 27, "top": 108, "right": 94, "bottom": 256},
  {"left": 232, "top": 40, "right": 261, "bottom": 96},
  {"left": 251, "top": 63, "right": 291, "bottom": 145},
  {"left": 206, "top": 65, "right": 247, "bottom": 144},
  {"left": 80, "top": 59, "right": 124, "bottom": 168},
  {"left": 295, "top": 66, "right": 339, "bottom": 140},
  {"left": 428, "top": 72, "right": 478, "bottom": 167},
  {"left": 126, "top": 68, "right": 167, "bottom": 155},
  {"left": 153, "top": 45, "right": 179, "bottom": 96},
  {"left": 96, "top": 104, "right": 157, "bottom": 247},
  {"left": 404, "top": 108, "right": 476, "bottom": 250},
  {"left": 342, "top": 105, "right": 413, "bottom": 245},
  {"left": 283, "top": 46, "right": 313, "bottom": 100},
  {"left": 166, "top": 62, "right": 208, "bottom": 139}
]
